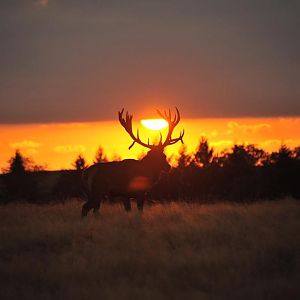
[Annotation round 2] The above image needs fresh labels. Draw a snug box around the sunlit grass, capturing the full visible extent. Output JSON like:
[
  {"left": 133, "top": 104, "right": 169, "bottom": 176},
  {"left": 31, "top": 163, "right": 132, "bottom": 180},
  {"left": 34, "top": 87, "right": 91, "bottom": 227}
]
[{"left": 0, "top": 199, "right": 299, "bottom": 299}]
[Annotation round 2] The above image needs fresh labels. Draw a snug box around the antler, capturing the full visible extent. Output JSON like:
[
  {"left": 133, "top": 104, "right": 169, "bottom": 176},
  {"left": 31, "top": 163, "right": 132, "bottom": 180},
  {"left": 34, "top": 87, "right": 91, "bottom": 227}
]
[
  {"left": 118, "top": 109, "right": 156, "bottom": 150},
  {"left": 157, "top": 107, "right": 184, "bottom": 147},
  {"left": 119, "top": 107, "right": 184, "bottom": 150}
]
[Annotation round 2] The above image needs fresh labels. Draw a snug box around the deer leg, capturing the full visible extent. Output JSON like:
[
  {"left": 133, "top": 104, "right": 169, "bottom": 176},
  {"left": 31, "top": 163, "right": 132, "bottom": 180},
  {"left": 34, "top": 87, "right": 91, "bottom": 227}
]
[
  {"left": 122, "top": 197, "right": 131, "bottom": 212},
  {"left": 82, "top": 192, "right": 100, "bottom": 217},
  {"left": 137, "top": 195, "right": 144, "bottom": 212},
  {"left": 81, "top": 200, "right": 94, "bottom": 217},
  {"left": 93, "top": 198, "right": 102, "bottom": 216}
]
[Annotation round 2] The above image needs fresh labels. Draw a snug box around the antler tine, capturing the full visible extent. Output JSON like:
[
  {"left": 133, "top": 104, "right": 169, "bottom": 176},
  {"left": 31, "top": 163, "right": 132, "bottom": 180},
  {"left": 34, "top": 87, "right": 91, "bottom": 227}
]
[
  {"left": 173, "top": 107, "right": 180, "bottom": 125},
  {"left": 159, "top": 132, "right": 163, "bottom": 145},
  {"left": 157, "top": 107, "right": 180, "bottom": 124},
  {"left": 156, "top": 109, "right": 164, "bottom": 119},
  {"left": 118, "top": 108, "right": 124, "bottom": 122},
  {"left": 118, "top": 109, "right": 155, "bottom": 150},
  {"left": 129, "top": 141, "right": 135, "bottom": 150},
  {"left": 156, "top": 107, "right": 184, "bottom": 148},
  {"left": 168, "top": 129, "right": 184, "bottom": 145}
]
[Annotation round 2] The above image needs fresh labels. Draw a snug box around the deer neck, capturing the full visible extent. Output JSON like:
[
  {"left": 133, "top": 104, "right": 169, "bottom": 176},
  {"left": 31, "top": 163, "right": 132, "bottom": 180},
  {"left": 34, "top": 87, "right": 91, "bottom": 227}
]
[{"left": 139, "top": 157, "right": 162, "bottom": 182}]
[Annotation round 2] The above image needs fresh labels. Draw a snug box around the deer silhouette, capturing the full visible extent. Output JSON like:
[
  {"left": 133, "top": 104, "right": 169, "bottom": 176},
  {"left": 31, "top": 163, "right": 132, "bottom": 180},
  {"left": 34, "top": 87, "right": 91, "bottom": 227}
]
[{"left": 81, "top": 108, "right": 184, "bottom": 217}]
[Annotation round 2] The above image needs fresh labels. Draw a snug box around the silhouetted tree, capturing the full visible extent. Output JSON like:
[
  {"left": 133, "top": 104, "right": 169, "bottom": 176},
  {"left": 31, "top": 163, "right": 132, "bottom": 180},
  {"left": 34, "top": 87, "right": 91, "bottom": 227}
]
[
  {"left": 212, "top": 145, "right": 261, "bottom": 200},
  {"left": 73, "top": 154, "right": 87, "bottom": 171},
  {"left": 51, "top": 169, "right": 85, "bottom": 201},
  {"left": 244, "top": 145, "right": 268, "bottom": 166},
  {"left": 177, "top": 145, "right": 191, "bottom": 168},
  {"left": 3, "top": 138, "right": 300, "bottom": 204},
  {"left": 223, "top": 144, "right": 265, "bottom": 173},
  {"left": 94, "top": 146, "right": 108, "bottom": 163},
  {"left": 5, "top": 150, "right": 45, "bottom": 173},
  {"left": 172, "top": 145, "right": 192, "bottom": 200},
  {"left": 3, "top": 150, "right": 37, "bottom": 202},
  {"left": 294, "top": 147, "right": 300, "bottom": 160},
  {"left": 194, "top": 137, "right": 214, "bottom": 168},
  {"left": 268, "top": 145, "right": 300, "bottom": 198},
  {"left": 270, "top": 144, "right": 293, "bottom": 165},
  {"left": 52, "top": 154, "right": 87, "bottom": 200},
  {"left": 8, "top": 149, "right": 27, "bottom": 174},
  {"left": 112, "top": 153, "right": 121, "bottom": 161}
]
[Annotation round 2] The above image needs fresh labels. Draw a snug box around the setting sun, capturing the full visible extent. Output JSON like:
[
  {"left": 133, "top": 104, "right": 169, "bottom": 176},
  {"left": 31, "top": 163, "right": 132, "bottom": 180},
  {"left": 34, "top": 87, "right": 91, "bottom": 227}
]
[{"left": 141, "top": 119, "right": 169, "bottom": 130}]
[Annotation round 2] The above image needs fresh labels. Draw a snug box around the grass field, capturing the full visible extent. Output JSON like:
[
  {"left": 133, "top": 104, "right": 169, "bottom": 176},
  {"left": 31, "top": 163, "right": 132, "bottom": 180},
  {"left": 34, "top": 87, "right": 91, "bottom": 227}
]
[{"left": 0, "top": 199, "right": 299, "bottom": 300}]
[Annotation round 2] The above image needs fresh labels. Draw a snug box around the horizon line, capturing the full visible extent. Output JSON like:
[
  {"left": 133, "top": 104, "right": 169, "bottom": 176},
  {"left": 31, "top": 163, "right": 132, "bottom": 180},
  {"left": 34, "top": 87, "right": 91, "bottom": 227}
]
[{"left": 1, "top": 115, "right": 300, "bottom": 126}]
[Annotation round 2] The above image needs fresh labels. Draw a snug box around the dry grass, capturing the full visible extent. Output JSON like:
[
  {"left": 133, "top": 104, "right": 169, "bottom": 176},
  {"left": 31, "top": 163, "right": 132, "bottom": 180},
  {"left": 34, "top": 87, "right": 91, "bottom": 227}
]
[{"left": 0, "top": 199, "right": 299, "bottom": 300}]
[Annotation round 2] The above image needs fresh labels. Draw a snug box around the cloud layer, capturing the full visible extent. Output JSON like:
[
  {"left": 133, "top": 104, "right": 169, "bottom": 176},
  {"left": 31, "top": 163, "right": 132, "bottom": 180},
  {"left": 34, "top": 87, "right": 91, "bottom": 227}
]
[{"left": 0, "top": 1, "right": 299, "bottom": 123}]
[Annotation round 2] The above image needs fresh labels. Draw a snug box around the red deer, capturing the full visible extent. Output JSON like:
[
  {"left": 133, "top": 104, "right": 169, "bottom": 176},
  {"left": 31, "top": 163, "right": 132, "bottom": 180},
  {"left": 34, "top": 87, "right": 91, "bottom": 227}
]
[{"left": 81, "top": 108, "right": 184, "bottom": 216}]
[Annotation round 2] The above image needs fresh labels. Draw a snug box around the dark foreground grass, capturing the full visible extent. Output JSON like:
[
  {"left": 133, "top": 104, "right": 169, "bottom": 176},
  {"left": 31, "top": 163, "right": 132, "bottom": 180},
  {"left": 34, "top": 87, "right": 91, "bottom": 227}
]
[{"left": 0, "top": 199, "right": 299, "bottom": 300}]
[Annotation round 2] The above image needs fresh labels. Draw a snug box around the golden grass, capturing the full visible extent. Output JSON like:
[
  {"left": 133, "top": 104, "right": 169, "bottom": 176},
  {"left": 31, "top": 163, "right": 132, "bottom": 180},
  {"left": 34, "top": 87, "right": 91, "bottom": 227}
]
[{"left": 0, "top": 199, "right": 299, "bottom": 300}]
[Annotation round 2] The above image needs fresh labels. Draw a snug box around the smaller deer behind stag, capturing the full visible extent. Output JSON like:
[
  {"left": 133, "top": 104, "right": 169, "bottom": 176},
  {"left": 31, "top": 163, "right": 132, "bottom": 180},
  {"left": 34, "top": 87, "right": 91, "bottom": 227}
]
[{"left": 81, "top": 108, "right": 184, "bottom": 217}]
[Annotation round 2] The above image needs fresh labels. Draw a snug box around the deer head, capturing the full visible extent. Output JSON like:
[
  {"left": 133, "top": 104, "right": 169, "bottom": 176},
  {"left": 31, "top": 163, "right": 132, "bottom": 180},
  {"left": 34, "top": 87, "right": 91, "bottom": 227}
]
[{"left": 118, "top": 107, "right": 184, "bottom": 174}]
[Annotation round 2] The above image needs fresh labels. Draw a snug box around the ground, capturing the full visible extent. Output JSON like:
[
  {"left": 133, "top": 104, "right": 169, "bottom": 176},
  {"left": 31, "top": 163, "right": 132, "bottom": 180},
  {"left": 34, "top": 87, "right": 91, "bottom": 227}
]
[{"left": 0, "top": 199, "right": 299, "bottom": 300}]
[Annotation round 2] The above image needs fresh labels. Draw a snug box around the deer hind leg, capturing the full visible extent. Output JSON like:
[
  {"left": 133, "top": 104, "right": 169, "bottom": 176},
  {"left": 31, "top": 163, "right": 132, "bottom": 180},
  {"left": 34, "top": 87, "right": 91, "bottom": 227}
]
[
  {"left": 122, "top": 197, "right": 131, "bottom": 212},
  {"left": 93, "top": 198, "right": 102, "bottom": 216},
  {"left": 137, "top": 195, "right": 144, "bottom": 212}
]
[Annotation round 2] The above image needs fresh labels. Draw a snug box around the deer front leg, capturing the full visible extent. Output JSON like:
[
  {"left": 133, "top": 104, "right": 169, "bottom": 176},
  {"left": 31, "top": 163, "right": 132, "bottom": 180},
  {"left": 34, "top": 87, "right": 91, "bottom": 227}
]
[
  {"left": 82, "top": 194, "right": 101, "bottom": 217},
  {"left": 81, "top": 201, "right": 94, "bottom": 217},
  {"left": 122, "top": 197, "right": 131, "bottom": 212}
]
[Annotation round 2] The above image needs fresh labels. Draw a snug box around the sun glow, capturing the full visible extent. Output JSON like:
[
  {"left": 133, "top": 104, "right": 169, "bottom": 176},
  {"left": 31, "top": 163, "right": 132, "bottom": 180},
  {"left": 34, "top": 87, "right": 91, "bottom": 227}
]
[{"left": 141, "top": 119, "right": 169, "bottom": 130}]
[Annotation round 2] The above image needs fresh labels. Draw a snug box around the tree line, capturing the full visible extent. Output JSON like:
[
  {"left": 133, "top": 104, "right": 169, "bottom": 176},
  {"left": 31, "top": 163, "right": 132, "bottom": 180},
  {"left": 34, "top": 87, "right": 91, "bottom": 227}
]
[{"left": 0, "top": 139, "right": 299, "bottom": 203}]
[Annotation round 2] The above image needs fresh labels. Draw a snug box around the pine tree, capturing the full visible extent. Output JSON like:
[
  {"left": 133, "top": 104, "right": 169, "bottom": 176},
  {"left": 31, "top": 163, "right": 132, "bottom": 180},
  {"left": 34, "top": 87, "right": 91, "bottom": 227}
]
[
  {"left": 194, "top": 137, "right": 214, "bottom": 168},
  {"left": 73, "top": 154, "right": 87, "bottom": 171},
  {"left": 4, "top": 150, "right": 37, "bottom": 202},
  {"left": 94, "top": 146, "right": 108, "bottom": 163},
  {"left": 8, "top": 149, "right": 27, "bottom": 174},
  {"left": 177, "top": 145, "right": 191, "bottom": 168}
]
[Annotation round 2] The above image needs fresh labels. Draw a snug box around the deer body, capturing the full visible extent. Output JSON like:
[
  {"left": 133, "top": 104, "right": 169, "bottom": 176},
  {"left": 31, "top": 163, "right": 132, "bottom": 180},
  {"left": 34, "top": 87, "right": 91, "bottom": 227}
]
[
  {"left": 81, "top": 153, "right": 170, "bottom": 216},
  {"left": 81, "top": 108, "right": 184, "bottom": 217}
]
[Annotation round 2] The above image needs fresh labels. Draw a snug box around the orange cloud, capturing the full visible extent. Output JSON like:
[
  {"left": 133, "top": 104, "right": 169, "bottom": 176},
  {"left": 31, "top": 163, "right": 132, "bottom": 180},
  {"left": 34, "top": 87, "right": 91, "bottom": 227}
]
[
  {"left": 10, "top": 140, "right": 41, "bottom": 149},
  {"left": 262, "top": 139, "right": 300, "bottom": 149},
  {"left": 261, "top": 139, "right": 282, "bottom": 149},
  {"left": 53, "top": 144, "right": 86, "bottom": 154},
  {"left": 210, "top": 140, "right": 234, "bottom": 151},
  {"left": 9, "top": 140, "right": 41, "bottom": 156},
  {"left": 226, "top": 122, "right": 271, "bottom": 135}
]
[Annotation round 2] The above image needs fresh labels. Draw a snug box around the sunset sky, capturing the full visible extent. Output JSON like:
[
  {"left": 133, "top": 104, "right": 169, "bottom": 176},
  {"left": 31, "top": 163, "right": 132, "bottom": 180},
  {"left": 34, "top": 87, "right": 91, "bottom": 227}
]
[{"left": 0, "top": 1, "right": 299, "bottom": 170}]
